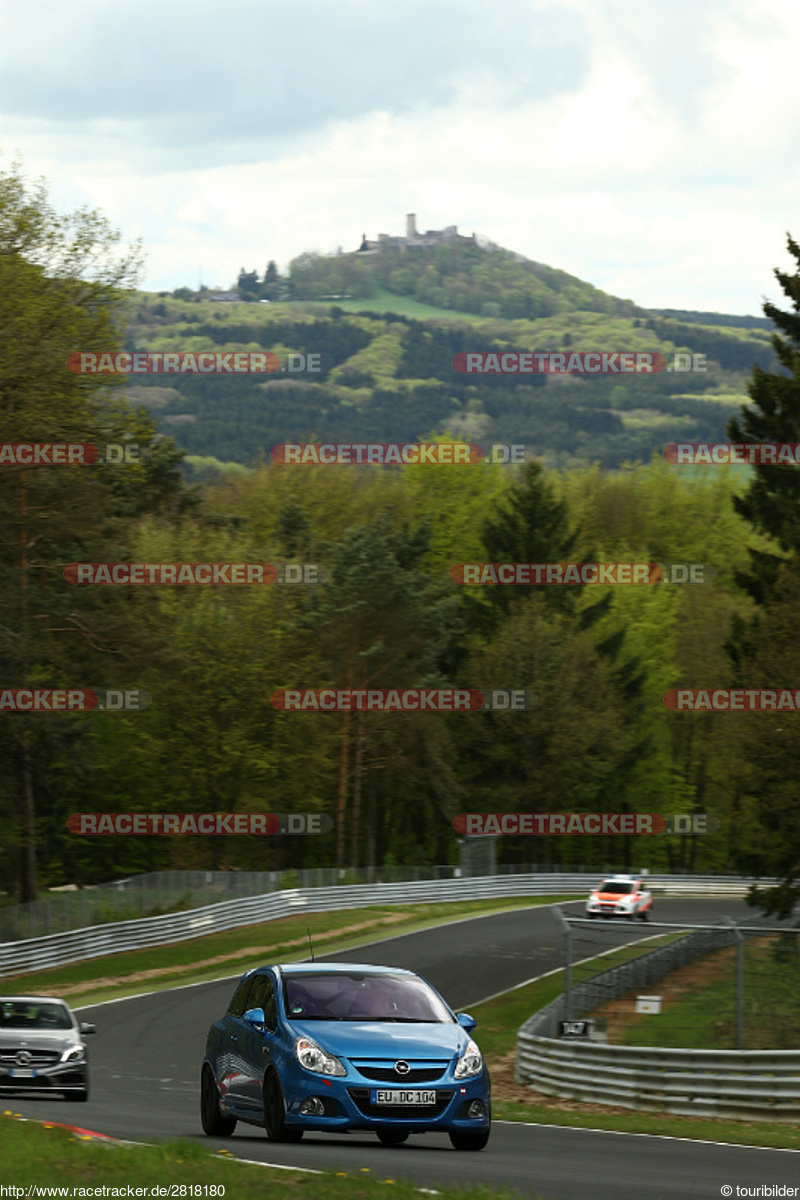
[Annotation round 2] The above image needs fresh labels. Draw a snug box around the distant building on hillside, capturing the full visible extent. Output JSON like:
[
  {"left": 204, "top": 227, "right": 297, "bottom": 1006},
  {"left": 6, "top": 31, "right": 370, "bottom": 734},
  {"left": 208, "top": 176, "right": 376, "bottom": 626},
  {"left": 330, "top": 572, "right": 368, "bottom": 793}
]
[
  {"left": 209, "top": 291, "right": 243, "bottom": 302},
  {"left": 357, "top": 213, "right": 476, "bottom": 254}
]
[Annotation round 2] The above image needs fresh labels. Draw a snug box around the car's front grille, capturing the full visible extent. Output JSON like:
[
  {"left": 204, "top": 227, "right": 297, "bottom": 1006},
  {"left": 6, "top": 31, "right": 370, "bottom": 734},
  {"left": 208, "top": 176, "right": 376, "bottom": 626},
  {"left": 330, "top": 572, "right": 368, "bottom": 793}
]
[
  {"left": 0, "top": 1050, "right": 61, "bottom": 1065},
  {"left": 348, "top": 1087, "right": 454, "bottom": 1118},
  {"left": 351, "top": 1062, "right": 448, "bottom": 1083}
]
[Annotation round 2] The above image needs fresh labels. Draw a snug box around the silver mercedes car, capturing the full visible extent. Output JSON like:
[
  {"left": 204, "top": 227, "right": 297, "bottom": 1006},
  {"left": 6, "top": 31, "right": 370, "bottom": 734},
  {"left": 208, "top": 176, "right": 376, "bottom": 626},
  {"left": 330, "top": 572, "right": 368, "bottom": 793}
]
[{"left": 0, "top": 996, "right": 95, "bottom": 1101}]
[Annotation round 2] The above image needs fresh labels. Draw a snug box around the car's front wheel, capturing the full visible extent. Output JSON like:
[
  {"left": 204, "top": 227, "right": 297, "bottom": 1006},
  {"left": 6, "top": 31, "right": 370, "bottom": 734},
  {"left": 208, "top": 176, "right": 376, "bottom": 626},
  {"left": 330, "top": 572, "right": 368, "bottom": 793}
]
[
  {"left": 449, "top": 1128, "right": 490, "bottom": 1151},
  {"left": 639, "top": 907, "right": 651, "bottom": 921},
  {"left": 263, "top": 1071, "right": 303, "bottom": 1142},
  {"left": 377, "top": 1129, "right": 409, "bottom": 1146},
  {"left": 201, "top": 1064, "right": 237, "bottom": 1137}
]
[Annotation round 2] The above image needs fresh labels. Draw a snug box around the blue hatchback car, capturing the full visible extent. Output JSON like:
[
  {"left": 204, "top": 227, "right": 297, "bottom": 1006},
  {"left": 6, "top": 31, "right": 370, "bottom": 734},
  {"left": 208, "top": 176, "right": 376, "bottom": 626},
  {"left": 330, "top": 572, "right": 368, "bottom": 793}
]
[{"left": 201, "top": 962, "right": 491, "bottom": 1150}]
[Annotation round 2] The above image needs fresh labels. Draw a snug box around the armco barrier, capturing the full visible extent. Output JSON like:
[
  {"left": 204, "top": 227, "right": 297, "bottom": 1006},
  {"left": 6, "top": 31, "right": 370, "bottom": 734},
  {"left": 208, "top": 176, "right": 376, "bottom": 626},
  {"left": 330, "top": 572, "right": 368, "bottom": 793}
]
[
  {"left": 515, "top": 1037, "right": 800, "bottom": 1121},
  {"left": 0, "top": 872, "right": 772, "bottom": 977}
]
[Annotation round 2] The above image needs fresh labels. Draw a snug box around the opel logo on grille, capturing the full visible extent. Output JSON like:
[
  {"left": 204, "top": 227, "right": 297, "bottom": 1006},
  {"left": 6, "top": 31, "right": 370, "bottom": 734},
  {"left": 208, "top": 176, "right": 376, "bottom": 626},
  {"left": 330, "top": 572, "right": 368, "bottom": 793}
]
[
  {"left": 15, "top": 1051, "right": 31, "bottom": 1067},
  {"left": 394, "top": 1060, "right": 410, "bottom": 1076}
]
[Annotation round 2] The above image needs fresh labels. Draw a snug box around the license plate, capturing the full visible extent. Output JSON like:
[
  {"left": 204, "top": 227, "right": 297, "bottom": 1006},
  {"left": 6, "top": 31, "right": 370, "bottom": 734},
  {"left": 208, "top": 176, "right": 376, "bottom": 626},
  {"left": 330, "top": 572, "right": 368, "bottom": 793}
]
[
  {"left": 10, "top": 1068, "right": 35, "bottom": 1078},
  {"left": 371, "top": 1089, "right": 436, "bottom": 1105}
]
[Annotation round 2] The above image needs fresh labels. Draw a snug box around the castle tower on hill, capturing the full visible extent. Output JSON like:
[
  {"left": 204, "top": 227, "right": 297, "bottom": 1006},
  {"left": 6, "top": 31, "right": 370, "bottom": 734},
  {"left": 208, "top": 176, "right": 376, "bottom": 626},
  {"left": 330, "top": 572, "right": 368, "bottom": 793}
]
[{"left": 356, "top": 214, "right": 476, "bottom": 254}]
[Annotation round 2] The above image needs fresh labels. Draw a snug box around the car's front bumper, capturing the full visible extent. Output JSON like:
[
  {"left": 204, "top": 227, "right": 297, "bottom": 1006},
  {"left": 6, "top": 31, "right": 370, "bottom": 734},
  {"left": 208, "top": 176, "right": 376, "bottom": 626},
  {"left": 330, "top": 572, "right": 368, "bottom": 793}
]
[
  {"left": 278, "top": 1071, "right": 491, "bottom": 1133},
  {"left": 586, "top": 904, "right": 637, "bottom": 916},
  {"left": 0, "top": 1063, "right": 88, "bottom": 1093}
]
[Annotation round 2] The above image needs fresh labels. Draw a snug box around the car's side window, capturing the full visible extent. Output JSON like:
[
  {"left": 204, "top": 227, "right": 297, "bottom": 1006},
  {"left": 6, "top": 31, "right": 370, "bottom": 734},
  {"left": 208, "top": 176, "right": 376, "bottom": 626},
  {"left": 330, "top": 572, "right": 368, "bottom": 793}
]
[
  {"left": 246, "top": 973, "right": 277, "bottom": 1030},
  {"left": 227, "top": 976, "right": 254, "bottom": 1018},
  {"left": 262, "top": 978, "right": 278, "bottom": 1031}
]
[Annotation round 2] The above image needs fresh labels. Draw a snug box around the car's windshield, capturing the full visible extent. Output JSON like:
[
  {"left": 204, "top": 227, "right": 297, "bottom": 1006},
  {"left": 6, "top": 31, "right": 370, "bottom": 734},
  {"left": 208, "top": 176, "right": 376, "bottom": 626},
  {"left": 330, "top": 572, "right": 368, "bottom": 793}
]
[
  {"left": 0, "top": 1002, "right": 72, "bottom": 1030},
  {"left": 598, "top": 881, "right": 634, "bottom": 893},
  {"left": 283, "top": 973, "right": 454, "bottom": 1022}
]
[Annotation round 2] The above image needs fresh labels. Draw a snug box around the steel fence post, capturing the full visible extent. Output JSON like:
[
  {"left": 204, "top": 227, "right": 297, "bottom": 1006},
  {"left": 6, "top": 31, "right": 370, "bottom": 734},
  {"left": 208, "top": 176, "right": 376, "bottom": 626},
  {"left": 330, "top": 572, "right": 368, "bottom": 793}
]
[
  {"left": 552, "top": 907, "right": 572, "bottom": 1022},
  {"left": 722, "top": 917, "right": 744, "bottom": 1050}
]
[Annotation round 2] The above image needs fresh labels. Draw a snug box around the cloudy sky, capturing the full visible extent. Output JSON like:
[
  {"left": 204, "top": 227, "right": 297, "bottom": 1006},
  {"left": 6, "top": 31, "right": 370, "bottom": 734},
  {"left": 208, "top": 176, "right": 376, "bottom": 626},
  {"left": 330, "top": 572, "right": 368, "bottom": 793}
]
[{"left": 1, "top": 0, "right": 798, "bottom": 313}]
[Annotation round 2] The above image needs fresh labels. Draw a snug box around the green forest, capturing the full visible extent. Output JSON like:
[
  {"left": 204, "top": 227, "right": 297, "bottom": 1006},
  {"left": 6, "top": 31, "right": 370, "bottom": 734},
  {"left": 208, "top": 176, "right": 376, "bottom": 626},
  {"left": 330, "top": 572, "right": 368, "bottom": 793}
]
[
  {"left": 2, "top": 163, "right": 800, "bottom": 918},
  {"left": 122, "top": 240, "right": 778, "bottom": 474}
]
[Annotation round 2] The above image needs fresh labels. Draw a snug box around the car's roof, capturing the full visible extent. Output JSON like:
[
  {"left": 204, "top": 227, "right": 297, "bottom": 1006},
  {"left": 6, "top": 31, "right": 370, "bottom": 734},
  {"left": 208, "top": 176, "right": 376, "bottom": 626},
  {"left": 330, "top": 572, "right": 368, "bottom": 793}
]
[
  {"left": 0, "top": 995, "right": 70, "bottom": 1004},
  {"left": 600, "top": 875, "right": 640, "bottom": 882},
  {"left": 268, "top": 963, "right": 416, "bottom": 976}
]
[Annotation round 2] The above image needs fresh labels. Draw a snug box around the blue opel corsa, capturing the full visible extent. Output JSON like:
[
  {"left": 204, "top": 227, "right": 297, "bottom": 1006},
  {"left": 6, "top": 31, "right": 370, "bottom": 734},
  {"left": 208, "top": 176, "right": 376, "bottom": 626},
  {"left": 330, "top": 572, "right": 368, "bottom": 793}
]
[{"left": 201, "top": 962, "right": 491, "bottom": 1150}]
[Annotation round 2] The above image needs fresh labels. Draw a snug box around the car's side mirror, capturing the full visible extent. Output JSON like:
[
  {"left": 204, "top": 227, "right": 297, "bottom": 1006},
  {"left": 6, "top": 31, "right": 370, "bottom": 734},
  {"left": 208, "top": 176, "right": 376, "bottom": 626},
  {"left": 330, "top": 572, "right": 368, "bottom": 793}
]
[
  {"left": 243, "top": 1007, "right": 266, "bottom": 1029},
  {"left": 79, "top": 1022, "right": 96, "bottom": 1035},
  {"left": 457, "top": 1012, "right": 476, "bottom": 1032}
]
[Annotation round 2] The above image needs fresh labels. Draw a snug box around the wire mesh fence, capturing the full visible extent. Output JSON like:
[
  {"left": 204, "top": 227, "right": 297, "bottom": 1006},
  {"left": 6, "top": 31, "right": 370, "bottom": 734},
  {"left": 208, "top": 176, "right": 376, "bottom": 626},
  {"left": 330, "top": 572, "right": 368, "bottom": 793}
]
[
  {"left": 0, "top": 864, "right": 458, "bottom": 941},
  {"left": 554, "top": 915, "right": 800, "bottom": 1051}
]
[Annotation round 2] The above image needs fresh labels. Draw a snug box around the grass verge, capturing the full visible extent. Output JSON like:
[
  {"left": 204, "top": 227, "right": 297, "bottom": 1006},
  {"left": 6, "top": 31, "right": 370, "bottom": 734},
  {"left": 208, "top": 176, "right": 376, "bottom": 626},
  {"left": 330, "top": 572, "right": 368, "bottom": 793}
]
[
  {"left": 0, "top": 1117, "right": 525, "bottom": 1198},
  {"left": 609, "top": 935, "right": 800, "bottom": 1050}
]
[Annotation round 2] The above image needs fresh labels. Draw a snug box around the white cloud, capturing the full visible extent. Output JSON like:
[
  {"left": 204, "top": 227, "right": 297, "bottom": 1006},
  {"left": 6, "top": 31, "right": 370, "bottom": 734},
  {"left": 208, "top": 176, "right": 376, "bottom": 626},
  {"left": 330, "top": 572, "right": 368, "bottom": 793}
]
[{"left": 1, "top": 0, "right": 799, "bottom": 312}]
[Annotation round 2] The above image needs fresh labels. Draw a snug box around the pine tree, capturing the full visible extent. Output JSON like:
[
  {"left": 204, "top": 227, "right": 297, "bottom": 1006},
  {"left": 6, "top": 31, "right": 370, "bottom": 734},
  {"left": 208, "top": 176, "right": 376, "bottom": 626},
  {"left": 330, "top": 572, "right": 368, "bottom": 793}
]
[
  {"left": 724, "top": 233, "right": 800, "bottom": 915},
  {"left": 727, "top": 232, "right": 800, "bottom": 604}
]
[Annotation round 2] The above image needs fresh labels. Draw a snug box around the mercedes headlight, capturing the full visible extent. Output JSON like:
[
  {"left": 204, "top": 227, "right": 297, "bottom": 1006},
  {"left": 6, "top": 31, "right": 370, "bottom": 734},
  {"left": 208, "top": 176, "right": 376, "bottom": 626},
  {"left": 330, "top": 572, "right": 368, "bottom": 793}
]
[
  {"left": 61, "top": 1045, "right": 85, "bottom": 1063},
  {"left": 295, "top": 1036, "right": 346, "bottom": 1076},
  {"left": 454, "top": 1039, "right": 483, "bottom": 1079}
]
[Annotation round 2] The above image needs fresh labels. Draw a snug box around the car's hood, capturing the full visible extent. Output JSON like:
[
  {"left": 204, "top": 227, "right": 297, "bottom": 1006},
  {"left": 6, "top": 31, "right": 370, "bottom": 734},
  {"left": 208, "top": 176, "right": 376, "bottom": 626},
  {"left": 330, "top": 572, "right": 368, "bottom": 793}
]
[
  {"left": 288, "top": 1019, "right": 469, "bottom": 1060},
  {"left": 0, "top": 1030, "right": 78, "bottom": 1051},
  {"left": 596, "top": 890, "right": 634, "bottom": 899}
]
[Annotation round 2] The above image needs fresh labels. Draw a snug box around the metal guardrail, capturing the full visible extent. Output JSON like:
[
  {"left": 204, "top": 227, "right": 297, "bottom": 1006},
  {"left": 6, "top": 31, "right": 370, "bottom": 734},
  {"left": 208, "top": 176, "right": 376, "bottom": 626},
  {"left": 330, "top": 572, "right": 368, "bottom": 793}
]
[
  {"left": 0, "top": 865, "right": 768, "bottom": 942},
  {"left": 0, "top": 865, "right": 461, "bottom": 942},
  {"left": 516, "top": 921, "right": 800, "bottom": 1120},
  {"left": 0, "top": 871, "right": 774, "bottom": 978},
  {"left": 515, "top": 1038, "right": 800, "bottom": 1120}
]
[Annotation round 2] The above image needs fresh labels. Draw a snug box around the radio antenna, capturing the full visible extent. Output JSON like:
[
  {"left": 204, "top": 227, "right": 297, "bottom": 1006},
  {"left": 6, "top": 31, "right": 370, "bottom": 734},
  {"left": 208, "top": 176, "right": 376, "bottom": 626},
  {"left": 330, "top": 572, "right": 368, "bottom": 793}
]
[{"left": 307, "top": 926, "right": 315, "bottom": 962}]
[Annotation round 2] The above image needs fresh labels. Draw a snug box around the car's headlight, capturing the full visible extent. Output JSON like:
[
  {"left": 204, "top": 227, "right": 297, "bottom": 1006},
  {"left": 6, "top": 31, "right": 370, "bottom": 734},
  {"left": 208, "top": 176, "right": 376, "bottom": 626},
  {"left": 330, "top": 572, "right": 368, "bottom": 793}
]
[
  {"left": 454, "top": 1040, "right": 483, "bottom": 1079},
  {"left": 61, "top": 1045, "right": 85, "bottom": 1063},
  {"left": 295, "top": 1037, "right": 346, "bottom": 1076}
]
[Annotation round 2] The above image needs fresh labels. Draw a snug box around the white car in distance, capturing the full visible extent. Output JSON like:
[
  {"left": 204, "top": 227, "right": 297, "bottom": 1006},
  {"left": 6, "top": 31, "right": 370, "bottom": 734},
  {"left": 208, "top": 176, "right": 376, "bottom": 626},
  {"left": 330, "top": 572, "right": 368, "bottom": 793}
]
[{"left": 585, "top": 875, "right": 653, "bottom": 921}]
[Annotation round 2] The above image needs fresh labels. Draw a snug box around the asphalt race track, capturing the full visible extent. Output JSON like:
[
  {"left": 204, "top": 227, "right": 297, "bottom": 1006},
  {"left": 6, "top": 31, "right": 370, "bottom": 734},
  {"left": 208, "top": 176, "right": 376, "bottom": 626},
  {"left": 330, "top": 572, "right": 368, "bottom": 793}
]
[{"left": 6, "top": 898, "right": 800, "bottom": 1198}]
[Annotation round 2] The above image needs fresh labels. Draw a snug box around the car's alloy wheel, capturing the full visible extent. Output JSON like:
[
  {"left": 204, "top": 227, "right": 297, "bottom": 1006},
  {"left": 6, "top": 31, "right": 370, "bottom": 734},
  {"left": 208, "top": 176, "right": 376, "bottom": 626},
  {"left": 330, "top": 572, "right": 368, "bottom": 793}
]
[
  {"left": 640, "top": 908, "right": 650, "bottom": 921},
  {"left": 449, "top": 1128, "right": 490, "bottom": 1151},
  {"left": 377, "top": 1129, "right": 409, "bottom": 1146},
  {"left": 201, "top": 1064, "right": 237, "bottom": 1137},
  {"left": 263, "top": 1071, "right": 303, "bottom": 1142}
]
